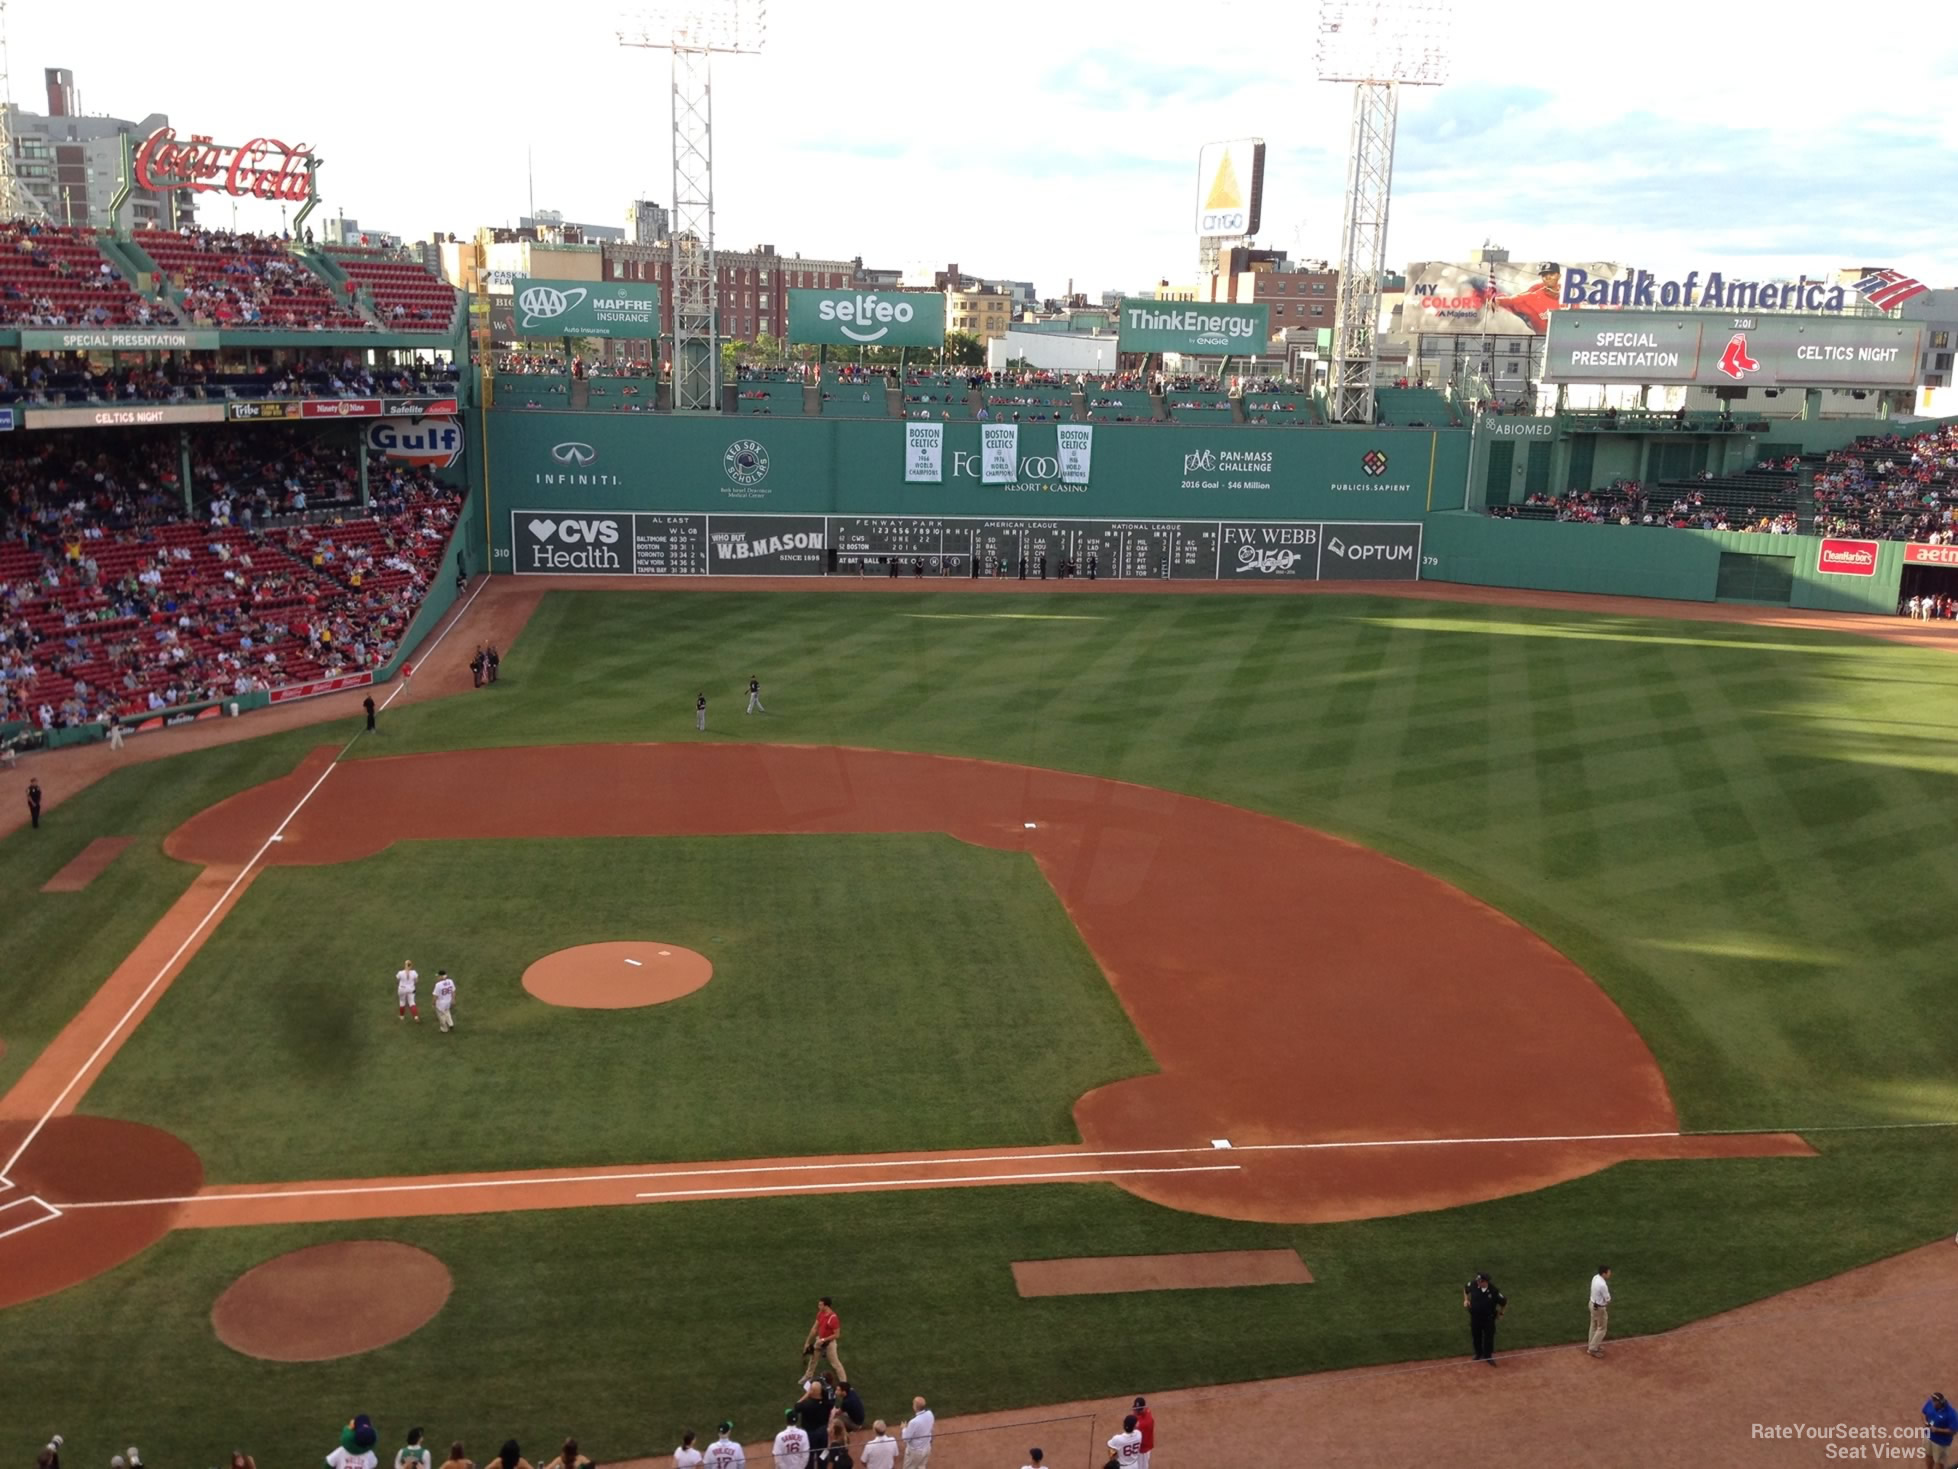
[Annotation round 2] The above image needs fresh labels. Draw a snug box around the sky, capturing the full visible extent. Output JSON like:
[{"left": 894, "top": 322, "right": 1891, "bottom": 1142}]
[{"left": 14, "top": 0, "right": 1957, "bottom": 300}]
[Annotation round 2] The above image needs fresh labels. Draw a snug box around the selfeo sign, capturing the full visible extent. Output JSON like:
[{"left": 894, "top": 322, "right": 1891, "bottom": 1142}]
[{"left": 788, "top": 289, "right": 944, "bottom": 348}]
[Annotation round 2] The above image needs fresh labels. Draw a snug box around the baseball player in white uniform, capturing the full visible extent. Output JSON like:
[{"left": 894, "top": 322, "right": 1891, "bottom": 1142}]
[
  {"left": 432, "top": 970, "right": 457, "bottom": 1032},
  {"left": 701, "top": 1424, "right": 744, "bottom": 1469},
  {"left": 395, "top": 961, "right": 420, "bottom": 1022},
  {"left": 770, "top": 1415, "right": 808, "bottom": 1469},
  {"left": 745, "top": 676, "right": 765, "bottom": 714}
]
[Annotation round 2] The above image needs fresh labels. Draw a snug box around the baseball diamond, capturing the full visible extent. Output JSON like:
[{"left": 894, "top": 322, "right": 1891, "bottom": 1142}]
[{"left": 2, "top": 46, "right": 1957, "bottom": 1466}]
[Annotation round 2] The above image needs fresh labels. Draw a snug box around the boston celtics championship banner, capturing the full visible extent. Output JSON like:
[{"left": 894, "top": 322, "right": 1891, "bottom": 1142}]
[
  {"left": 905, "top": 421, "right": 944, "bottom": 483},
  {"left": 512, "top": 278, "right": 662, "bottom": 339},
  {"left": 788, "top": 288, "right": 945, "bottom": 348},
  {"left": 981, "top": 423, "right": 1019, "bottom": 484},
  {"left": 1117, "top": 299, "right": 1269, "bottom": 355},
  {"left": 1057, "top": 424, "right": 1093, "bottom": 485}
]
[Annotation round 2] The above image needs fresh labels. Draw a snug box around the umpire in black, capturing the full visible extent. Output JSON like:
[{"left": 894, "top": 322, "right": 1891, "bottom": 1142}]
[{"left": 1463, "top": 1271, "right": 1506, "bottom": 1364}]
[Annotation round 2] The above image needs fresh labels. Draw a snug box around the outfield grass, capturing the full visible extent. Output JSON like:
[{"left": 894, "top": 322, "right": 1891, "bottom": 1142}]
[
  {"left": 82, "top": 835, "right": 1152, "bottom": 1181},
  {"left": 5, "top": 585, "right": 1957, "bottom": 1452}
]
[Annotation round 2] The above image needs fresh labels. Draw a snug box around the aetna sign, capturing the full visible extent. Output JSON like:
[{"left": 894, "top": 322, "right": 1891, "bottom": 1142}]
[{"left": 1816, "top": 538, "right": 1879, "bottom": 576}]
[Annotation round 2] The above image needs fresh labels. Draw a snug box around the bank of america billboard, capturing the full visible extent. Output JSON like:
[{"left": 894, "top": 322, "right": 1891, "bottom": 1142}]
[{"left": 1542, "top": 312, "right": 1923, "bottom": 388}]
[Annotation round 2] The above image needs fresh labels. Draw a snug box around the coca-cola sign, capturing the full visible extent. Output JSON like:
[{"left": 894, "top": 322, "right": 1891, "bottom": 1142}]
[{"left": 133, "top": 127, "right": 316, "bottom": 201}]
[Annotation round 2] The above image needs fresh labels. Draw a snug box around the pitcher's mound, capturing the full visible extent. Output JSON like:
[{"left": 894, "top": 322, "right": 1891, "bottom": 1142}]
[
  {"left": 523, "top": 941, "right": 714, "bottom": 1009},
  {"left": 212, "top": 1241, "right": 451, "bottom": 1361}
]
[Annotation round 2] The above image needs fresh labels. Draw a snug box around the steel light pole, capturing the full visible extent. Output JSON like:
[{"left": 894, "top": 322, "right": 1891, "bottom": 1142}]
[
  {"left": 620, "top": 2, "right": 767, "bottom": 412},
  {"left": 1318, "top": 0, "right": 1449, "bottom": 425}
]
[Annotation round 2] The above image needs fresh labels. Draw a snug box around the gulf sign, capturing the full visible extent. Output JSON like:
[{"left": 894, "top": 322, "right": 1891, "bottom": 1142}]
[
  {"left": 1816, "top": 538, "right": 1879, "bottom": 576},
  {"left": 366, "top": 417, "right": 463, "bottom": 469}
]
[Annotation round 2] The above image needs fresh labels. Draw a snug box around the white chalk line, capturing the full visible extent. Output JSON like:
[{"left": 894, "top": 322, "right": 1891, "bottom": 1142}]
[
  {"left": 55, "top": 1122, "right": 1833, "bottom": 1212},
  {"left": 0, "top": 1195, "right": 62, "bottom": 1242},
  {"left": 631, "top": 1164, "right": 1241, "bottom": 1200},
  {"left": 0, "top": 575, "right": 489, "bottom": 1183}
]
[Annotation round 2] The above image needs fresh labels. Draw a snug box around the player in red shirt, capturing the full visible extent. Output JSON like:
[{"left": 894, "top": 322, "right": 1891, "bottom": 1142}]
[
  {"left": 803, "top": 1296, "right": 847, "bottom": 1381},
  {"left": 1130, "top": 1397, "right": 1154, "bottom": 1469}
]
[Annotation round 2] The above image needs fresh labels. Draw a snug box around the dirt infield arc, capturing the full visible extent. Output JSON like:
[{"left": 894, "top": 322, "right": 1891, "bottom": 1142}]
[{"left": 147, "top": 741, "right": 1806, "bottom": 1224}]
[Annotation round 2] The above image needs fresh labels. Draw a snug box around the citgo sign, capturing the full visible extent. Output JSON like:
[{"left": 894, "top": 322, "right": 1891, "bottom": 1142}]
[{"left": 1816, "top": 538, "right": 1879, "bottom": 576}]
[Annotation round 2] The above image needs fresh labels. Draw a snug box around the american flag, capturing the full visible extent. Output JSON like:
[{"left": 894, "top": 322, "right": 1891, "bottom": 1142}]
[{"left": 1850, "top": 269, "right": 1928, "bottom": 311}]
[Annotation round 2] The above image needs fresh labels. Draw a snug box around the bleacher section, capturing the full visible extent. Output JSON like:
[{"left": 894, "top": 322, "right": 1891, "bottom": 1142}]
[
  {"left": 902, "top": 374, "right": 972, "bottom": 420},
  {"left": 738, "top": 381, "right": 807, "bottom": 417},
  {"left": 1813, "top": 429, "right": 1958, "bottom": 540},
  {"left": 1242, "top": 391, "right": 1317, "bottom": 427},
  {"left": 1163, "top": 391, "right": 1233, "bottom": 425},
  {"left": 820, "top": 373, "right": 889, "bottom": 418},
  {"left": 1083, "top": 388, "right": 1155, "bottom": 424},
  {"left": 496, "top": 374, "right": 573, "bottom": 407},
  {"left": 1374, "top": 386, "right": 1457, "bottom": 427},
  {"left": 0, "top": 223, "right": 152, "bottom": 326},
  {"left": 980, "top": 386, "right": 1074, "bottom": 422},
  {"left": 326, "top": 248, "right": 459, "bottom": 331},
  {"left": 581, "top": 378, "right": 656, "bottom": 411}
]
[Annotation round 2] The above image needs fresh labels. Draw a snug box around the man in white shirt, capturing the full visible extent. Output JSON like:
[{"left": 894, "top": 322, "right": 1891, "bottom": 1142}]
[
  {"left": 1588, "top": 1264, "right": 1613, "bottom": 1357},
  {"left": 671, "top": 1430, "right": 703, "bottom": 1469},
  {"left": 859, "top": 1422, "right": 897, "bottom": 1469},
  {"left": 772, "top": 1413, "right": 809, "bottom": 1469},
  {"left": 701, "top": 1423, "right": 744, "bottom": 1469},
  {"left": 433, "top": 971, "right": 458, "bottom": 1032},
  {"left": 901, "top": 1398, "right": 934, "bottom": 1469},
  {"left": 1106, "top": 1416, "right": 1142, "bottom": 1468}
]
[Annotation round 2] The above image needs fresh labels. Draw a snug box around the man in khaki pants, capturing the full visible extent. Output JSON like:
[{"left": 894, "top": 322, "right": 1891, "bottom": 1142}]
[{"left": 1588, "top": 1265, "right": 1613, "bottom": 1357}]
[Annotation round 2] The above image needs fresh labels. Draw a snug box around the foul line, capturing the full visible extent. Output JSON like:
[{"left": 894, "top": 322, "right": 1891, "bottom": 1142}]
[
  {"left": 0, "top": 576, "right": 489, "bottom": 1182},
  {"left": 379, "top": 574, "right": 487, "bottom": 714},
  {"left": 630, "top": 1164, "right": 1241, "bottom": 1200},
  {"left": 0, "top": 1195, "right": 62, "bottom": 1242}
]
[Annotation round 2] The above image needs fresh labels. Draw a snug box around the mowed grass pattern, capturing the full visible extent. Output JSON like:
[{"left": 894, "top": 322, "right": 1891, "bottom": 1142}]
[
  {"left": 82, "top": 834, "right": 1152, "bottom": 1181},
  {"left": 373, "top": 590, "right": 1958, "bottom": 1130}
]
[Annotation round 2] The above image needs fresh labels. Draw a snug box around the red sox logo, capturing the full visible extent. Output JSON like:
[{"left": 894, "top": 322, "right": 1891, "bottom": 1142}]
[{"left": 1718, "top": 333, "right": 1762, "bottom": 381}]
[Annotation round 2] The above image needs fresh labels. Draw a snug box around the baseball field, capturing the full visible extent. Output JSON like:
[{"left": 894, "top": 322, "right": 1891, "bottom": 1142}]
[{"left": 3, "top": 579, "right": 1955, "bottom": 1464}]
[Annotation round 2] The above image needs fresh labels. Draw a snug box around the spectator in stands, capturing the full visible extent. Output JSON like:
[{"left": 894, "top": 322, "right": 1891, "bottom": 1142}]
[
  {"left": 541, "top": 1440, "right": 588, "bottom": 1469},
  {"left": 491, "top": 1444, "right": 531, "bottom": 1469}
]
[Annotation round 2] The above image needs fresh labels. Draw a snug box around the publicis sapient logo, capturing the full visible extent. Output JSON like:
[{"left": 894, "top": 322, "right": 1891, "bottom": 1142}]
[
  {"left": 519, "top": 284, "right": 587, "bottom": 329},
  {"left": 723, "top": 439, "right": 770, "bottom": 487}
]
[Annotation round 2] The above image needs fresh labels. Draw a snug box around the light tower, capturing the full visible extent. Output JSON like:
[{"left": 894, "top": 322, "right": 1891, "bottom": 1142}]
[
  {"left": 1317, "top": 0, "right": 1448, "bottom": 424},
  {"left": 0, "top": 2, "right": 47, "bottom": 221},
  {"left": 620, "top": 2, "right": 766, "bottom": 411}
]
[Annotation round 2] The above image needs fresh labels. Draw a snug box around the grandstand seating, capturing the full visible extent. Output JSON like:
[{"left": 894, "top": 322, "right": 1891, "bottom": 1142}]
[
  {"left": 326, "top": 248, "right": 459, "bottom": 331},
  {"left": 980, "top": 386, "right": 1074, "bottom": 422},
  {"left": 1163, "top": 390, "right": 1233, "bottom": 425},
  {"left": 0, "top": 433, "right": 460, "bottom": 730},
  {"left": 1374, "top": 386, "right": 1457, "bottom": 427},
  {"left": 0, "top": 223, "right": 152, "bottom": 327},
  {"left": 135, "top": 229, "right": 367, "bottom": 330},
  {"left": 1812, "top": 428, "right": 1958, "bottom": 540},
  {"left": 1242, "top": 392, "right": 1316, "bottom": 427}
]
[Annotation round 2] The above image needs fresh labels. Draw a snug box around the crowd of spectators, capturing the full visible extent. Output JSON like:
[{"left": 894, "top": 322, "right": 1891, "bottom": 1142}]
[
  {"left": 1, "top": 431, "right": 459, "bottom": 732},
  {"left": 0, "top": 353, "right": 457, "bottom": 406},
  {"left": 1488, "top": 481, "right": 1799, "bottom": 534},
  {"left": 0, "top": 222, "right": 150, "bottom": 327},
  {"left": 1812, "top": 425, "right": 1958, "bottom": 541}
]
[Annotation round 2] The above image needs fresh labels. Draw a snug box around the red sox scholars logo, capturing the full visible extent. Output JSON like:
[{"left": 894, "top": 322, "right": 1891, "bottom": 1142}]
[{"left": 1718, "top": 332, "right": 1762, "bottom": 380}]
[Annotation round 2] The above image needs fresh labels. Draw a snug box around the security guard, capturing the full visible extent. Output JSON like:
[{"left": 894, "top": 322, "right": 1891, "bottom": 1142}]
[{"left": 1463, "top": 1271, "right": 1506, "bottom": 1364}]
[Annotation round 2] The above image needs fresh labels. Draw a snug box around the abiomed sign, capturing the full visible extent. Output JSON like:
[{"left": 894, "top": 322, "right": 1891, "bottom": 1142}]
[
  {"left": 788, "top": 289, "right": 944, "bottom": 348},
  {"left": 512, "top": 278, "right": 661, "bottom": 339},
  {"left": 1118, "top": 300, "right": 1269, "bottom": 356}
]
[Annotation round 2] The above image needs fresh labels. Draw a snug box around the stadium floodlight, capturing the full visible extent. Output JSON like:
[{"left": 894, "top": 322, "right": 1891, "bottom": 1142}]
[
  {"left": 1318, "top": 0, "right": 1451, "bottom": 424},
  {"left": 619, "top": 2, "right": 767, "bottom": 412}
]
